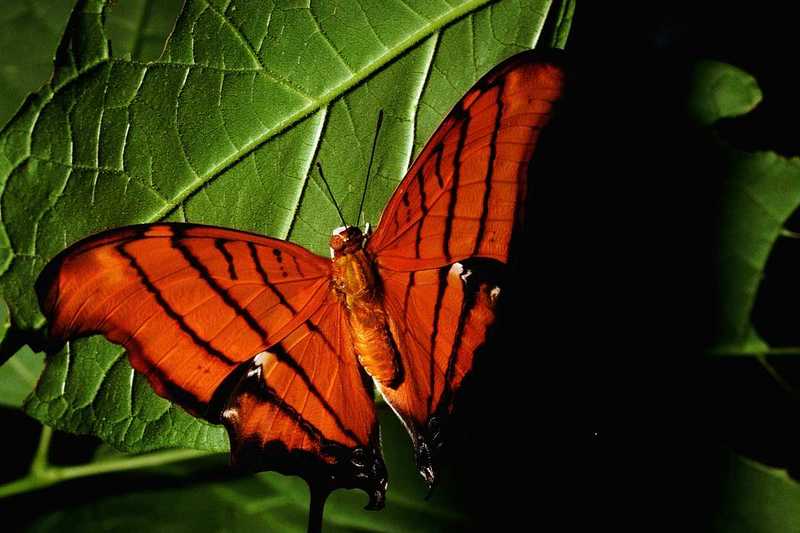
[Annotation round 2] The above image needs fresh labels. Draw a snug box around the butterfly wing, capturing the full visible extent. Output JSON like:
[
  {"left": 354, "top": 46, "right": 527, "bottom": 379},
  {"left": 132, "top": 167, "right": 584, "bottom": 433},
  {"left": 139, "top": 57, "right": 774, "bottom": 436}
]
[
  {"left": 221, "top": 291, "right": 386, "bottom": 507},
  {"left": 368, "top": 52, "right": 566, "bottom": 481},
  {"left": 36, "top": 223, "right": 386, "bottom": 505},
  {"left": 368, "top": 51, "right": 565, "bottom": 269},
  {"left": 380, "top": 262, "right": 500, "bottom": 485}
]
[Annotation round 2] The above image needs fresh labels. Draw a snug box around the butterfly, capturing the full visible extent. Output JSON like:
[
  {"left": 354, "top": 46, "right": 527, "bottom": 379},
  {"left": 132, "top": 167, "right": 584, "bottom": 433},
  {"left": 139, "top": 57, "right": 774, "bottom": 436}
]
[{"left": 35, "top": 50, "right": 565, "bottom": 512}]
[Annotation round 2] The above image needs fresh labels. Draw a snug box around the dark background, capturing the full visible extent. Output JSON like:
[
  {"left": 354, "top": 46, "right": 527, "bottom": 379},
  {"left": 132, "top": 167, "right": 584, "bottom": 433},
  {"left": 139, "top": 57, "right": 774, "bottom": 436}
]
[
  {"left": 4, "top": 2, "right": 799, "bottom": 531},
  {"left": 458, "top": 2, "right": 800, "bottom": 531}
]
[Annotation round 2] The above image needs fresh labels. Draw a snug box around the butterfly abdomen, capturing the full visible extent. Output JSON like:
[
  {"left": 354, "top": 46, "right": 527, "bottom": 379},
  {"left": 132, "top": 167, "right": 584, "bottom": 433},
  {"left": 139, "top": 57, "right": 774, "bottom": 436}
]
[{"left": 331, "top": 248, "right": 401, "bottom": 387}]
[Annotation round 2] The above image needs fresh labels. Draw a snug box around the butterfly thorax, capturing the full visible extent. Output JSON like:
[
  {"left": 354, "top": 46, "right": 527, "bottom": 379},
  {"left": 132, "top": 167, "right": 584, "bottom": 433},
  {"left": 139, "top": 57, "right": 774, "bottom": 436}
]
[{"left": 330, "top": 226, "right": 401, "bottom": 387}]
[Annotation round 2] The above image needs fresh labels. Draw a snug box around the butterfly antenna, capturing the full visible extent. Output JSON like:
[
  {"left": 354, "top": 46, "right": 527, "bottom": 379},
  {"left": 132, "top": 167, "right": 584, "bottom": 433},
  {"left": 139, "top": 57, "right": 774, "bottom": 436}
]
[
  {"left": 356, "top": 110, "right": 384, "bottom": 228},
  {"left": 315, "top": 162, "right": 347, "bottom": 227}
]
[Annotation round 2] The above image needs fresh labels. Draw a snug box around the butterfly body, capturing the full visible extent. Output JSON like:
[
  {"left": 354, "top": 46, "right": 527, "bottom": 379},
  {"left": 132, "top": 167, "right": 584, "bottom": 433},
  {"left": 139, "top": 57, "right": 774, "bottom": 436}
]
[
  {"left": 35, "top": 51, "right": 566, "bottom": 513},
  {"left": 330, "top": 226, "right": 402, "bottom": 387}
]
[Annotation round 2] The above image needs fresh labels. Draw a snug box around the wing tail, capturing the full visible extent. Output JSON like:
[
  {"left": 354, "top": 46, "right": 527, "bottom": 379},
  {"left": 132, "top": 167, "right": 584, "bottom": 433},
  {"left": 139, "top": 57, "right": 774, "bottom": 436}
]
[{"left": 379, "top": 260, "right": 499, "bottom": 485}]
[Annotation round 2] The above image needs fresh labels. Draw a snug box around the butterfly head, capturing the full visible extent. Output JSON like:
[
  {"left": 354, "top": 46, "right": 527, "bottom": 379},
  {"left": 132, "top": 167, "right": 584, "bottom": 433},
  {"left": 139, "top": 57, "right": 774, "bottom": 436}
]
[{"left": 329, "top": 226, "right": 364, "bottom": 258}]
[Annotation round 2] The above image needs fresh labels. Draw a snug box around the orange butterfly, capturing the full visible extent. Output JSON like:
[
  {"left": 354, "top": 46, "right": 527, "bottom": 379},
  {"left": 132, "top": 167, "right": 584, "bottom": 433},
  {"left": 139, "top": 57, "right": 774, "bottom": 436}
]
[{"left": 36, "top": 51, "right": 565, "bottom": 511}]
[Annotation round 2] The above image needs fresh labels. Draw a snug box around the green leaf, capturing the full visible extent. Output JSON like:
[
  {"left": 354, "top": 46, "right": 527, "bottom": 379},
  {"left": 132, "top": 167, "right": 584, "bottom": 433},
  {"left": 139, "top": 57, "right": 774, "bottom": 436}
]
[
  {"left": 0, "top": 345, "right": 44, "bottom": 408},
  {"left": 713, "top": 453, "right": 800, "bottom": 533},
  {"left": 24, "top": 338, "right": 228, "bottom": 452},
  {"left": 0, "top": 0, "right": 569, "bottom": 450},
  {"left": 22, "top": 408, "right": 467, "bottom": 532},
  {"left": 715, "top": 151, "right": 800, "bottom": 354},
  {"left": 699, "top": 62, "right": 800, "bottom": 354},
  {"left": 688, "top": 60, "right": 762, "bottom": 126},
  {"left": 0, "top": 1, "right": 183, "bottom": 128}
]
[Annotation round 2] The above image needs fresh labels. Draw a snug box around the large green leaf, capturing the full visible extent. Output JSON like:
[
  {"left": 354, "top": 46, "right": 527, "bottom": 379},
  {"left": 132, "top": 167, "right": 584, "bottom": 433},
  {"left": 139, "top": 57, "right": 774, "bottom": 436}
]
[
  {"left": 0, "top": 0, "right": 572, "bottom": 450},
  {"left": 0, "top": 0, "right": 183, "bottom": 412},
  {"left": 24, "top": 338, "right": 229, "bottom": 451},
  {"left": 699, "top": 60, "right": 800, "bottom": 354}
]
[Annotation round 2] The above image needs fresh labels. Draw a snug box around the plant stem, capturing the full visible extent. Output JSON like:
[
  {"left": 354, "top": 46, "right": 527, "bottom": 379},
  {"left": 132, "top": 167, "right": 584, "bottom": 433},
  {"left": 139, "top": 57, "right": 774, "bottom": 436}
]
[
  {"left": 710, "top": 346, "right": 800, "bottom": 356},
  {"left": 0, "top": 473, "right": 53, "bottom": 498},
  {"left": 30, "top": 425, "right": 53, "bottom": 475},
  {"left": 57, "top": 448, "right": 216, "bottom": 479},
  {"left": 0, "top": 444, "right": 218, "bottom": 499},
  {"left": 756, "top": 354, "right": 794, "bottom": 394}
]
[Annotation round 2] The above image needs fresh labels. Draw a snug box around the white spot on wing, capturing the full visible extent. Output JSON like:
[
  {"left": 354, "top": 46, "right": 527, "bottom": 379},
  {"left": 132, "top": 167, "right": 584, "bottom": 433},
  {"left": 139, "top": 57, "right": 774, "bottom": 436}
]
[
  {"left": 249, "top": 350, "right": 275, "bottom": 377},
  {"left": 221, "top": 407, "right": 239, "bottom": 423},
  {"left": 449, "top": 262, "right": 472, "bottom": 284},
  {"left": 489, "top": 286, "right": 501, "bottom": 305},
  {"left": 253, "top": 351, "right": 271, "bottom": 366}
]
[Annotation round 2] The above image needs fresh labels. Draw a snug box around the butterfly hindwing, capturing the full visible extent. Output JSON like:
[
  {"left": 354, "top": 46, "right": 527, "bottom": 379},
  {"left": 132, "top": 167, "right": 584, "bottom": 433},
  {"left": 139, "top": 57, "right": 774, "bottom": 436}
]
[
  {"left": 379, "top": 262, "right": 499, "bottom": 483},
  {"left": 220, "top": 293, "right": 386, "bottom": 507}
]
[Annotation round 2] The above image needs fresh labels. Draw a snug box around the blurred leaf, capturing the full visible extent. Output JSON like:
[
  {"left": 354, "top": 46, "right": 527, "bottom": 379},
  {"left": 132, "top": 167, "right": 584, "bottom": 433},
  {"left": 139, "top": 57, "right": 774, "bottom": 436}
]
[
  {"left": 106, "top": 0, "right": 183, "bottom": 61},
  {"left": 545, "top": 0, "right": 575, "bottom": 49},
  {"left": 697, "top": 62, "right": 800, "bottom": 533},
  {"left": 688, "top": 60, "right": 762, "bottom": 126},
  {"left": 0, "top": 0, "right": 181, "bottom": 128},
  {"left": 713, "top": 453, "right": 800, "bottom": 533},
  {"left": 0, "top": 345, "right": 44, "bottom": 408},
  {"left": 92, "top": 441, "right": 137, "bottom": 461},
  {"left": 700, "top": 61, "right": 800, "bottom": 354},
  {"left": 23, "top": 408, "right": 467, "bottom": 532},
  {"left": 0, "top": 1, "right": 73, "bottom": 127},
  {"left": 0, "top": 0, "right": 569, "bottom": 450}
]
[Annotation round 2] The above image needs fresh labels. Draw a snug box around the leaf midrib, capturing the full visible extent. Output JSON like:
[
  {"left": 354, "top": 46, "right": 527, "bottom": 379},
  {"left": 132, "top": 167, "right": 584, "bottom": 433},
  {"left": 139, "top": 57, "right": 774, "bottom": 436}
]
[
  {"left": 152, "top": 0, "right": 494, "bottom": 220},
  {"left": 0, "top": 0, "right": 492, "bottom": 282}
]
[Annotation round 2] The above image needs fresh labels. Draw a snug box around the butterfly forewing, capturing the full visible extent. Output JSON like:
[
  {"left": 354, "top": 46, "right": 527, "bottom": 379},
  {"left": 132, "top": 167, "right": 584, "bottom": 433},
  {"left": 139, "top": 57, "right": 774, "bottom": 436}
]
[
  {"left": 368, "top": 52, "right": 565, "bottom": 271},
  {"left": 36, "top": 224, "right": 331, "bottom": 416}
]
